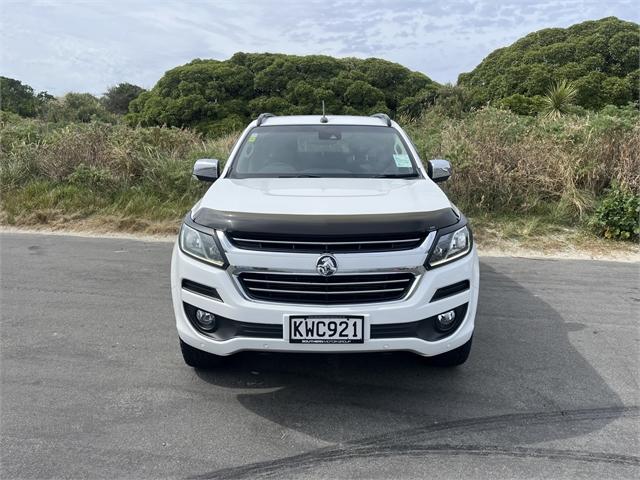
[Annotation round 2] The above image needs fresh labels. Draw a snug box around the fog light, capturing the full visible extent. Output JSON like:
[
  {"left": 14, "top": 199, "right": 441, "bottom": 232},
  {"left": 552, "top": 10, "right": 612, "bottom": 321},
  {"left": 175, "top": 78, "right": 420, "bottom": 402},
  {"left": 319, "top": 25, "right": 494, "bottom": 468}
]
[
  {"left": 435, "top": 310, "right": 456, "bottom": 332},
  {"left": 195, "top": 309, "right": 217, "bottom": 332}
]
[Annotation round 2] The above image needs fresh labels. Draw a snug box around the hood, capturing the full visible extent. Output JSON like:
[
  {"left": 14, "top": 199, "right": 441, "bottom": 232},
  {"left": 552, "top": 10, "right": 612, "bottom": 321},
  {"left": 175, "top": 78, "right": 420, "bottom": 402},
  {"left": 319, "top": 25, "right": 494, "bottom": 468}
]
[
  {"left": 190, "top": 178, "right": 458, "bottom": 236},
  {"left": 193, "top": 178, "right": 452, "bottom": 216}
]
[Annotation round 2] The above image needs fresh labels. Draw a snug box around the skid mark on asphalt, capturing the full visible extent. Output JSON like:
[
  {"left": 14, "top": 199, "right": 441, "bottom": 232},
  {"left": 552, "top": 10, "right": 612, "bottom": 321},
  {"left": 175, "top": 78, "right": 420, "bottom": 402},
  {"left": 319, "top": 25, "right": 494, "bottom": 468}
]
[{"left": 191, "top": 406, "right": 640, "bottom": 479}]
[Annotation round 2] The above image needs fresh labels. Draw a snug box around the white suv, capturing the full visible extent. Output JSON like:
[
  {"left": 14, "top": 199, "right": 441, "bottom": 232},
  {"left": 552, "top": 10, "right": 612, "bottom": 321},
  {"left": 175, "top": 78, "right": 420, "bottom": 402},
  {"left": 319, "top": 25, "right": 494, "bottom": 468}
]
[{"left": 171, "top": 113, "right": 479, "bottom": 368}]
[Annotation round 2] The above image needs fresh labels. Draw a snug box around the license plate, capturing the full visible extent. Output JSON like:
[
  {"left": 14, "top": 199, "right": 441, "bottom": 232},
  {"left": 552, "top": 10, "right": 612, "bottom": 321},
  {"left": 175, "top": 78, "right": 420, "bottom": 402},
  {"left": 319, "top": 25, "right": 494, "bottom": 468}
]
[{"left": 289, "top": 316, "right": 364, "bottom": 344}]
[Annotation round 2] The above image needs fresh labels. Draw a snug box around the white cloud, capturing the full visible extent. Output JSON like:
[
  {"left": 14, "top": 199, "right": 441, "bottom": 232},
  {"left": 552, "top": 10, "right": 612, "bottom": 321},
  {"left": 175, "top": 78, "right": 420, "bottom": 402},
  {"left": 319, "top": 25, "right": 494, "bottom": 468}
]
[{"left": 0, "top": 0, "right": 637, "bottom": 95}]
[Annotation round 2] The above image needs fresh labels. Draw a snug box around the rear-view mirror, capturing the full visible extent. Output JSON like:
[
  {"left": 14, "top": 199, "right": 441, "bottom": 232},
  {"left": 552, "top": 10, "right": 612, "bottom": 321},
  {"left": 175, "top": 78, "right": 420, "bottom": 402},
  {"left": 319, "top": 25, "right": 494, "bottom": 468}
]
[
  {"left": 427, "top": 159, "right": 452, "bottom": 183},
  {"left": 193, "top": 159, "right": 220, "bottom": 182}
]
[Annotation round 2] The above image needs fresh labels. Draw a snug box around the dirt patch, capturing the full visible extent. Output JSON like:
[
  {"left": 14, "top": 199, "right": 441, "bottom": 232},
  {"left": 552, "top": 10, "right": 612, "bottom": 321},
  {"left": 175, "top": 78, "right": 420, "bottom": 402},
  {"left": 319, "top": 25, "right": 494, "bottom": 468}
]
[{"left": 474, "top": 223, "right": 639, "bottom": 261}]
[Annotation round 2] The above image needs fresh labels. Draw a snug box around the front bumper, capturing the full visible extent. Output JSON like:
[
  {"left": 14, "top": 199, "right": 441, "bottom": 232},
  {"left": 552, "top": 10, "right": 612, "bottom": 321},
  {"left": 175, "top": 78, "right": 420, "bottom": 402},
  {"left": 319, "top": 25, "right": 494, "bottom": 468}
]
[{"left": 171, "top": 241, "right": 479, "bottom": 357}]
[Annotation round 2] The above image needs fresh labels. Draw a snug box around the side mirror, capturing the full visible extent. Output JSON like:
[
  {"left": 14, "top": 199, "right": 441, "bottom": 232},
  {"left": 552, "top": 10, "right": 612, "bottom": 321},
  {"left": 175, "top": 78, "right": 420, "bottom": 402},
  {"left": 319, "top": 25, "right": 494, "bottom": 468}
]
[
  {"left": 427, "top": 159, "right": 452, "bottom": 183},
  {"left": 193, "top": 159, "right": 220, "bottom": 182}
]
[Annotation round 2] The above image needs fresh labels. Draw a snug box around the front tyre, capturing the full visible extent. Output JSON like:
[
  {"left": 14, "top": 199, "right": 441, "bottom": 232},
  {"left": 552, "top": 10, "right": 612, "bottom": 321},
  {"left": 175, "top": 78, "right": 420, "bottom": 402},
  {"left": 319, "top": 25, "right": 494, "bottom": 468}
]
[
  {"left": 180, "top": 339, "right": 225, "bottom": 368},
  {"left": 429, "top": 336, "right": 472, "bottom": 367}
]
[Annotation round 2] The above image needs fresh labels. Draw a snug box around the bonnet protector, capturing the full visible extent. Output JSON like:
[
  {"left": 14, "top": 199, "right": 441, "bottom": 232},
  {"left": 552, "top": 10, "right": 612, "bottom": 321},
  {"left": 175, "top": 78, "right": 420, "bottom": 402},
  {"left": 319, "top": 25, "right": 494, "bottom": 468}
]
[{"left": 191, "top": 208, "right": 459, "bottom": 236}]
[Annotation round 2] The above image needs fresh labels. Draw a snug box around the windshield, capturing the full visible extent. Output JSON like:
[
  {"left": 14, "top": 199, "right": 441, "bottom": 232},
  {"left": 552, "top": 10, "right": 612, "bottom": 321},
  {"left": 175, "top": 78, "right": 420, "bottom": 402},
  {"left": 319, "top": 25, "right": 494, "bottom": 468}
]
[{"left": 228, "top": 125, "right": 420, "bottom": 178}]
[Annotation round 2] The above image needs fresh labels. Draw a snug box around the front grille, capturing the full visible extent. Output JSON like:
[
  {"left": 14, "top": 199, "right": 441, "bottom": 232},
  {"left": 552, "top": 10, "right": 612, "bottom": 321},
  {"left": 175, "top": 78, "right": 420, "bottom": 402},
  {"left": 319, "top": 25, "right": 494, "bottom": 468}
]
[
  {"left": 227, "top": 233, "right": 425, "bottom": 253},
  {"left": 237, "top": 271, "right": 416, "bottom": 304}
]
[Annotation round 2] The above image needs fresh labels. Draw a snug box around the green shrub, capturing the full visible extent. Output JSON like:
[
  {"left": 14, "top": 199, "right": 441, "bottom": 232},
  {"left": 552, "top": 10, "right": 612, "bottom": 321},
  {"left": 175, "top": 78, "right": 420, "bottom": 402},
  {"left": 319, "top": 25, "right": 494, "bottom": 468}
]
[
  {"left": 43, "top": 93, "right": 118, "bottom": 124},
  {"left": 2, "top": 106, "right": 639, "bottom": 239},
  {"left": 0, "top": 145, "right": 41, "bottom": 189},
  {"left": 68, "top": 164, "right": 119, "bottom": 192},
  {"left": 126, "top": 54, "right": 438, "bottom": 134},
  {"left": 590, "top": 183, "right": 639, "bottom": 240},
  {"left": 102, "top": 83, "right": 146, "bottom": 115},
  {"left": 498, "top": 94, "right": 546, "bottom": 116},
  {"left": 0, "top": 76, "right": 53, "bottom": 117},
  {"left": 458, "top": 17, "right": 640, "bottom": 109},
  {"left": 404, "top": 107, "right": 639, "bottom": 218}
]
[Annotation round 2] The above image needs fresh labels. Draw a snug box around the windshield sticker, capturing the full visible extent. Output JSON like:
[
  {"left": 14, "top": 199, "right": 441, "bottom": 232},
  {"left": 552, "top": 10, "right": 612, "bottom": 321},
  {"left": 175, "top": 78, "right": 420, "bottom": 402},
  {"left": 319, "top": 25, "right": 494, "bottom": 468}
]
[
  {"left": 393, "top": 154, "right": 412, "bottom": 168},
  {"left": 248, "top": 133, "right": 258, "bottom": 143}
]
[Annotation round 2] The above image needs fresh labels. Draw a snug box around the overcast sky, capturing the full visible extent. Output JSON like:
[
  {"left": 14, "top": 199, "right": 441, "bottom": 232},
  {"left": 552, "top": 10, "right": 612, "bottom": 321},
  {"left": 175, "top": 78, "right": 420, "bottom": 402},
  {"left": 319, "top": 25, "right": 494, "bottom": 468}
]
[{"left": 1, "top": 0, "right": 638, "bottom": 96}]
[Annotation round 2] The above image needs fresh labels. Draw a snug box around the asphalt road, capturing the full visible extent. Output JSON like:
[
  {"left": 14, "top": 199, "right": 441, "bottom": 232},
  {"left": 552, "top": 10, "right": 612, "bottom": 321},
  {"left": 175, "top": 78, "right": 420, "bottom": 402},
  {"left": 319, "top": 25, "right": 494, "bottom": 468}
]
[{"left": 1, "top": 232, "right": 639, "bottom": 479}]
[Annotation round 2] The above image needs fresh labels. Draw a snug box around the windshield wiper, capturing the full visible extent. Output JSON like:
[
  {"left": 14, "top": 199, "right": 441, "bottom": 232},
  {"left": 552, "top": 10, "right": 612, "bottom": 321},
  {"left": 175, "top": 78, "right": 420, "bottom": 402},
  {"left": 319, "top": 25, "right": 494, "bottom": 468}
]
[
  {"left": 277, "top": 174, "right": 323, "bottom": 178},
  {"left": 370, "top": 173, "right": 420, "bottom": 178}
]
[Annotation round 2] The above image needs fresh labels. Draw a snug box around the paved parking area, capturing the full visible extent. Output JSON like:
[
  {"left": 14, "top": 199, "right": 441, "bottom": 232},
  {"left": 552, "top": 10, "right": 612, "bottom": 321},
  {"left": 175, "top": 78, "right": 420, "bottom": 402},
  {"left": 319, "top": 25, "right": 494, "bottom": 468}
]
[{"left": 1, "top": 232, "right": 638, "bottom": 479}]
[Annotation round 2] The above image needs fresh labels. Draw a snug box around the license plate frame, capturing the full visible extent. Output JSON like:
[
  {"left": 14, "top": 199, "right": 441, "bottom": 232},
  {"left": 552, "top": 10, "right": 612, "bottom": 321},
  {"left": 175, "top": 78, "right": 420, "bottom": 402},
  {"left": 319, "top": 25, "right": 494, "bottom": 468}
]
[{"left": 288, "top": 316, "right": 364, "bottom": 344}]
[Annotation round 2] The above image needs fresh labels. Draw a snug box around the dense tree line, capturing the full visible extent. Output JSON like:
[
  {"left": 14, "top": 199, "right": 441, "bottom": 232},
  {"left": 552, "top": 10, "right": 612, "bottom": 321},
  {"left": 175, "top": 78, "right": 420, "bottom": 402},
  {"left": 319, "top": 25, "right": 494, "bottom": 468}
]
[
  {"left": 0, "top": 78, "right": 145, "bottom": 121},
  {"left": 0, "top": 76, "right": 53, "bottom": 117},
  {"left": 458, "top": 17, "right": 639, "bottom": 113},
  {"left": 2, "top": 17, "right": 638, "bottom": 129},
  {"left": 102, "top": 83, "right": 147, "bottom": 115},
  {"left": 125, "top": 53, "right": 438, "bottom": 134}
]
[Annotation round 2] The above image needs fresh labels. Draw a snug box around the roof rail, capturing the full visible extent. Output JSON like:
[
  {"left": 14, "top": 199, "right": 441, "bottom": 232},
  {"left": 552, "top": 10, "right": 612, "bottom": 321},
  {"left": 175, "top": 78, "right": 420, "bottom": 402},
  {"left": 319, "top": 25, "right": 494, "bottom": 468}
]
[
  {"left": 256, "top": 113, "right": 275, "bottom": 126},
  {"left": 371, "top": 113, "right": 392, "bottom": 126}
]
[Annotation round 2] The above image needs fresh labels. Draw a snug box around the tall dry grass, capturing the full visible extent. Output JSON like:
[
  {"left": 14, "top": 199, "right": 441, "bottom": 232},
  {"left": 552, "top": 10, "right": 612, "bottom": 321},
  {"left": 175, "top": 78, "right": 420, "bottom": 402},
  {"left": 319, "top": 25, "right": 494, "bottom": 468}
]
[
  {"left": 1, "top": 106, "right": 638, "bottom": 234},
  {"left": 403, "top": 106, "right": 639, "bottom": 218},
  {"left": 0, "top": 117, "right": 238, "bottom": 230},
  {"left": 0, "top": 119, "right": 238, "bottom": 186}
]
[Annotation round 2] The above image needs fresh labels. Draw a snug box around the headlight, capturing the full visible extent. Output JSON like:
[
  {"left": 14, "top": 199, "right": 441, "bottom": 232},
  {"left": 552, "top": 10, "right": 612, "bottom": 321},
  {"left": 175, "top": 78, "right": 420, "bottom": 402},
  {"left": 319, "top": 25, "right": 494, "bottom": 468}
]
[
  {"left": 428, "top": 225, "right": 471, "bottom": 267},
  {"left": 179, "top": 223, "right": 225, "bottom": 267}
]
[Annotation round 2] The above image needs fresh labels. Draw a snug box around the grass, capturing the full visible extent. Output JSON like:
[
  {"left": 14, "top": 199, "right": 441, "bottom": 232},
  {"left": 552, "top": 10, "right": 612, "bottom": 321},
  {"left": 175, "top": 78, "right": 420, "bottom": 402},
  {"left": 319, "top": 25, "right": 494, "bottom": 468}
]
[
  {"left": 0, "top": 118, "right": 235, "bottom": 234},
  {"left": 1, "top": 107, "right": 639, "bottom": 253},
  {"left": 402, "top": 106, "right": 639, "bottom": 218},
  {"left": 1, "top": 181, "right": 191, "bottom": 233},
  {"left": 469, "top": 212, "right": 638, "bottom": 258}
]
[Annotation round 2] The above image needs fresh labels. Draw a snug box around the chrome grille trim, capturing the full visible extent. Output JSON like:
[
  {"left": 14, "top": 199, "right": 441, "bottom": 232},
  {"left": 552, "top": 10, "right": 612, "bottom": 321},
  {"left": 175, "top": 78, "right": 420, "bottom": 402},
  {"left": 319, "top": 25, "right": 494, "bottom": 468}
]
[
  {"left": 242, "top": 278, "right": 410, "bottom": 286},
  {"left": 236, "top": 271, "right": 417, "bottom": 305},
  {"left": 246, "top": 287, "right": 406, "bottom": 295}
]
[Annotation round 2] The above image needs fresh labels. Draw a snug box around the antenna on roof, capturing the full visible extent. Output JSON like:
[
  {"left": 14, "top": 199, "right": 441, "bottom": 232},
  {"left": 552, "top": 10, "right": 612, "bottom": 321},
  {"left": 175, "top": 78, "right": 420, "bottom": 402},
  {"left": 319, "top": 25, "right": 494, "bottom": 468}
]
[{"left": 320, "top": 101, "right": 328, "bottom": 123}]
